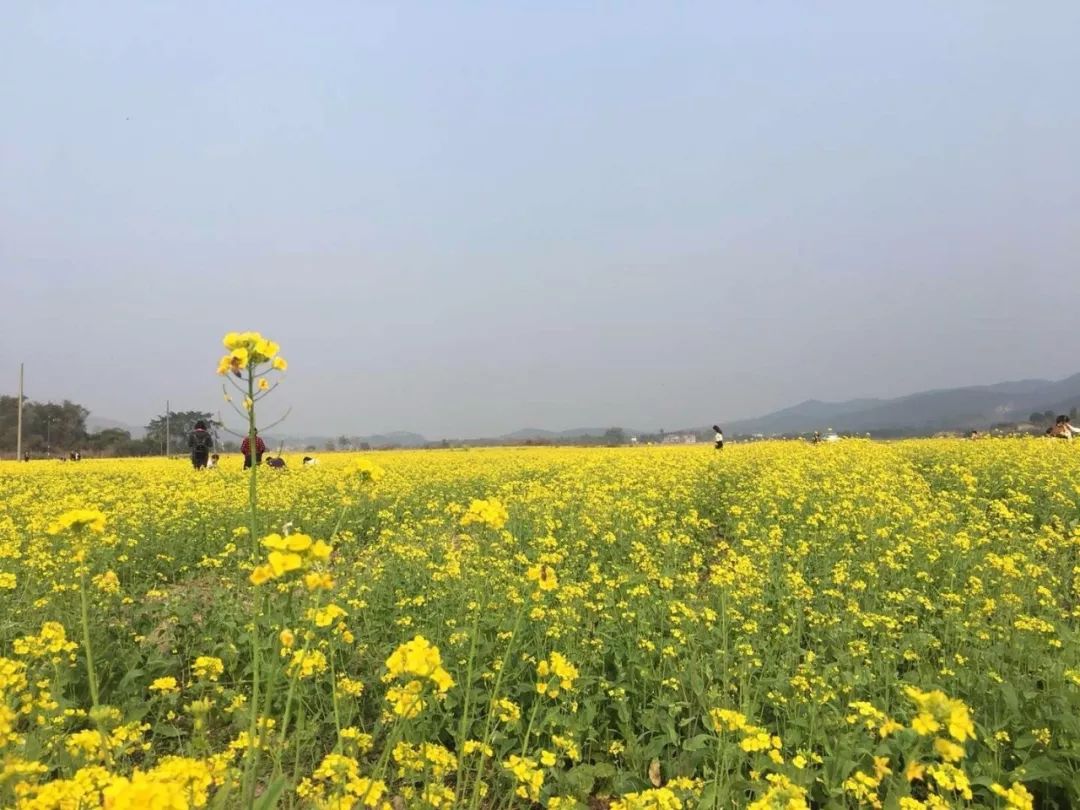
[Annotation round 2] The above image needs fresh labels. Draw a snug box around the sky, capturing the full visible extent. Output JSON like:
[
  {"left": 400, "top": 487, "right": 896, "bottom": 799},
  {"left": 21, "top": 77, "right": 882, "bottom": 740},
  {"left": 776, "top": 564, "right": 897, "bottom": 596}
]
[{"left": 2, "top": 3, "right": 1077, "bottom": 439}]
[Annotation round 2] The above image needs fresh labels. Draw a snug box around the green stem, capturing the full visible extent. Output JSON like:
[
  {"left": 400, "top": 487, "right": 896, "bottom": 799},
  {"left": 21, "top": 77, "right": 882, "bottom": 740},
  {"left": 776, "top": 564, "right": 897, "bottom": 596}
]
[
  {"left": 519, "top": 695, "right": 544, "bottom": 759},
  {"left": 78, "top": 570, "right": 100, "bottom": 708},
  {"left": 243, "top": 593, "right": 266, "bottom": 807},
  {"left": 277, "top": 633, "right": 314, "bottom": 753},
  {"left": 329, "top": 651, "right": 343, "bottom": 745},
  {"left": 454, "top": 601, "right": 483, "bottom": 804},
  {"left": 247, "top": 369, "right": 259, "bottom": 554},
  {"left": 79, "top": 565, "right": 116, "bottom": 767},
  {"left": 289, "top": 703, "right": 306, "bottom": 810},
  {"left": 469, "top": 601, "right": 527, "bottom": 810},
  {"left": 242, "top": 366, "right": 262, "bottom": 807}
]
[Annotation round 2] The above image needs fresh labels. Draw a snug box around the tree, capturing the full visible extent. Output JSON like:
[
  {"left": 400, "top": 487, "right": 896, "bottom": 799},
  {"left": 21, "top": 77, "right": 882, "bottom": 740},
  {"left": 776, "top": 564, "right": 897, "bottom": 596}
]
[
  {"left": 0, "top": 396, "right": 88, "bottom": 454},
  {"left": 336, "top": 435, "right": 351, "bottom": 451},
  {"left": 85, "top": 427, "right": 131, "bottom": 452},
  {"left": 83, "top": 428, "right": 155, "bottom": 458},
  {"left": 602, "top": 427, "right": 626, "bottom": 446},
  {"left": 145, "top": 410, "right": 216, "bottom": 455}
]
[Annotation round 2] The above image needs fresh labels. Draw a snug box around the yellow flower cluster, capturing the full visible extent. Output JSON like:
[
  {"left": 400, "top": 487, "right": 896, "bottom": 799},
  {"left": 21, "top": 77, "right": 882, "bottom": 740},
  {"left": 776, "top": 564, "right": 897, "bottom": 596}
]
[
  {"left": 746, "top": 774, "right": 809, "bottom": 810},
  {"left": 13, "top": 756, "right": 213, "bottom": 809},
  {"left": 216, "top": 331, "right": 287, "bottom": 376},
  {"left": 905, "top": 687, "right": 976, "bottom": 742},
  {"left": 502, "top": 754, "right": 543, "bottom": 801},
  {"left": 191, "top": 656, "right": 224, "bottom": 682},
  {"left": 709, "top": 708, "right": 784, "bottom": 762},
  {"left": 526, "top": 563, "right": 558, "bottom": 593},
  {"left": 384, "top": 635, "right": 454, "bottom": 690},
  {"left": 249, "top": 532, "right": 332, "bottom": 586},
  {"left": 460, "top": 498, "right": 509, "bottom": 530},
  {"left": 350, "top": 457, "right": 386, "bottom": 484},
  {"left": 991, "top": 781, "right": 1035, "bottom": 810},
  {"left": 297, "top": 752, "right": 390, "bottom": 809},
  {"left": 48, "top": 509, "right": 106, "bottom": 535},
  {"left": 535, "top": 651, "right": 579, "bottom": 698},
  {"left": 13, "top": 622, "right": 78, "bottom": 663},
  {"left": 611, "top": 786, "right": 684, "bottom": 810},
  {"left": 382, "top": 636, "right": 453, "bottom": 718}
]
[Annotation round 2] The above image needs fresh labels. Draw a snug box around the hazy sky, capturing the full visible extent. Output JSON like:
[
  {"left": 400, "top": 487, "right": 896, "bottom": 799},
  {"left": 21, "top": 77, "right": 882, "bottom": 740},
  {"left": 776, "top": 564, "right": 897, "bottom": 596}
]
[{"left": 2, "top": 3, "right": 1077, "bottom": 438}]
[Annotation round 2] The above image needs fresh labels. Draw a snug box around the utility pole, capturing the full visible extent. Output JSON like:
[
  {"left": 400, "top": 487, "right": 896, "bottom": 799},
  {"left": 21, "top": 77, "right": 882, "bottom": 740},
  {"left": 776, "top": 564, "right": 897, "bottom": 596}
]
[
  {"left": 16, "top": 363, "right": 23, "bottom": 461},
  {"left": 165, "top": 400, "right": 170, "bottom": 457}
]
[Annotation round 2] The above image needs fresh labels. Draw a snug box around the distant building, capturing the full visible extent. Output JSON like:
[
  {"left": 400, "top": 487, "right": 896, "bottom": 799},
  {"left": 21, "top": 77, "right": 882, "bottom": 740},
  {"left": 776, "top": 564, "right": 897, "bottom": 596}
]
[{"left": 662, "top": 433, "right": 697, "bottom": 445}]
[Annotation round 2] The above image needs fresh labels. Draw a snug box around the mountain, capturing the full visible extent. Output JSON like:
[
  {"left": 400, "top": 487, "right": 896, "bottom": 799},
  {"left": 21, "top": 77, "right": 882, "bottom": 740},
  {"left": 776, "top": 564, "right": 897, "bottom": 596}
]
[
  {"left": 359, "top": 431, "right": 428, "bottom": 448},
  {"left": 499, "top": 427, "right": 621, "bottom": 441},
  {"left": 86, "top": 415, "right": 146, "bottom": 438},
  {"left": 263, "top": 431, "right": 429, "bottom": 449},
  {"left": 724, "top": 373, "right": 1080, "bottom": 436}
]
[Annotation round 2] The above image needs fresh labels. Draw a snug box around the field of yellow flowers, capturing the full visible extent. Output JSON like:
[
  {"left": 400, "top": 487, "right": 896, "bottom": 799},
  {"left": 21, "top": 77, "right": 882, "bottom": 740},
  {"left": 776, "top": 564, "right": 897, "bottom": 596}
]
[{"left": 2, "top": 438, "right": 1079, "bottom": 808}]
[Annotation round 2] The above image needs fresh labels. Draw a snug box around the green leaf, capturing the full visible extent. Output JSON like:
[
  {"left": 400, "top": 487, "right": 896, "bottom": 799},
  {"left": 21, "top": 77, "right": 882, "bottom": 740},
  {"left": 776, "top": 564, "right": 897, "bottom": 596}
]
[
  {"left": 209, "top": 782, "right": 234, "bottom": 810},
  {"left": 253, "top": 776, "right": 289, "bottom": 810},
  {"left": 592, "top": 763, "right": 617, "bottom": 779},
  {"left": 682, "top": 733, "right": 715, "bottom": 752},
  {"left": 563, "top": 765, "right": 595, "bottom": 794},
  {"left": 698, "top": 782, "right": 720, "bottom": 808},
  {"left": 1012, "top": 755, "right": 1064, "bottom": 783},
  {"left": 1000, "top": 682, "right": 1020, "bottom": 717}
]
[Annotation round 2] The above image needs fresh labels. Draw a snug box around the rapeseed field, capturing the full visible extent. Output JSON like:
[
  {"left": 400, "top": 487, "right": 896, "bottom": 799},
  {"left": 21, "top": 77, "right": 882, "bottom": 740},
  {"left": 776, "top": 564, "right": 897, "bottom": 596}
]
[
  {"left": 1, "top": 335, "right": 1077, "bottom": 808},
  {"left": 3, "top": 440, "right": 1078, "bottom": 808}
]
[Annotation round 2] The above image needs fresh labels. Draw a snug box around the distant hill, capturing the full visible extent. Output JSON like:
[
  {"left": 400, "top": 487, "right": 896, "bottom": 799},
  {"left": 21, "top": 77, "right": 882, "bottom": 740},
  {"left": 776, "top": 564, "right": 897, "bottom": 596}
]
[
  {"left": 723, "top": 373, "right": 1080, "bottom": 436},
  {"left": 86, "top": 415, "right": 146, "bottom": 439},
  {"left": 499, "top": 427, "right": 623, "bottom": 441},
  {"left": 264, "top": 431, "right": 430, "bottom": 450},
  {"left": 359, "top": 431, "right": 428, "bottom": 448},
  {"left": 83, "top": 372, "right": 1080, "bottom": 448}
]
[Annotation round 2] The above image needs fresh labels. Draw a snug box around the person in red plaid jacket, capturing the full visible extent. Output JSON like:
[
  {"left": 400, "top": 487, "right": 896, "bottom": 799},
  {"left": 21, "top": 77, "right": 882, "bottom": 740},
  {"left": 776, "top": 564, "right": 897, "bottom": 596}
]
[{"left": 241, "top": 431, "right": 267, "bottom": 469}]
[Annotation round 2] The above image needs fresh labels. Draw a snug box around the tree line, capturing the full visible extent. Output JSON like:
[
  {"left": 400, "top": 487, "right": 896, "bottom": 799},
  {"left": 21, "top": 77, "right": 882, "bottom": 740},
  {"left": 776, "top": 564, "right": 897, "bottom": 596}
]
[
  {"left": 1029, "top": 409, "right": 1079, "bottom": 426},
  {"left": 0, "top": 396, "right": 225, "bottom": 458}
]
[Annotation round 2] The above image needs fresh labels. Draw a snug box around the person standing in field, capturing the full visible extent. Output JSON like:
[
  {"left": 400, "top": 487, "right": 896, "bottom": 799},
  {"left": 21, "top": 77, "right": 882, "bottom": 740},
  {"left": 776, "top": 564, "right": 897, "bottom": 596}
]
[
  {"left": 713, "top": 425, "right": 724, "bottom": 450},
  {"left": 241, "top": 430, "right": 267, "bottom": 469},
  {"left": 188, "top": 420, "right": 214, "bottom": 469}
]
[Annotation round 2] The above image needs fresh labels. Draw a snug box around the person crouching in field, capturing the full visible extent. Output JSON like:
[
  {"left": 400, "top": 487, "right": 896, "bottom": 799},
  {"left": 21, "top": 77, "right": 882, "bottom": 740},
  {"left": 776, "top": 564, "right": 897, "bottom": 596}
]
[
  {"left": 188, "top": 421, "right": 214, "bottom": 469},
  {"left": 241, "top": 431, "right": 267, "bottom": 469},
  {"left": 1049, "top": 415, "right": 1080, "bottom": 439},
  {"left": 713, "top": 425, "right": 724, "bottom": 450}
]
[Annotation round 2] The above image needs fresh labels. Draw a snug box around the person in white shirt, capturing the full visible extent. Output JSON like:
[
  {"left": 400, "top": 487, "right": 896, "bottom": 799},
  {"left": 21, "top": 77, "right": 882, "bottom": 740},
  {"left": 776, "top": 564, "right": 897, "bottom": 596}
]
[{"left": 712, "top": 425, "right": 724, "bottom": 450}]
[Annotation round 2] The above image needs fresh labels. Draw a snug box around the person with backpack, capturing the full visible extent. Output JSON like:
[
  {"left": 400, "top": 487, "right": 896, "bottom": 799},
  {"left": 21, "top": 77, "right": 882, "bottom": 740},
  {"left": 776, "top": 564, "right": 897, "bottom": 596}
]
[
  {"left": 241, "top": 430, "right": 267, "bottom": 469},
  {"left": 188, "top": 420, "right": 215, "bottom": 469}
]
